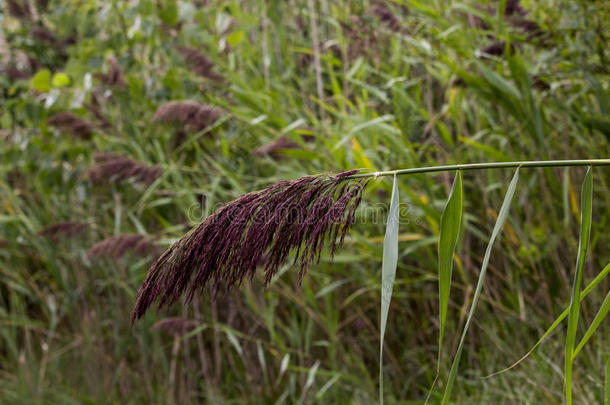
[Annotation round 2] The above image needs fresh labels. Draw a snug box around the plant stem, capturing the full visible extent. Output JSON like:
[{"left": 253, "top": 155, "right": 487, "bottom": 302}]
[{"left": 348, "top": 159, "right": 610, "bottom": 179}]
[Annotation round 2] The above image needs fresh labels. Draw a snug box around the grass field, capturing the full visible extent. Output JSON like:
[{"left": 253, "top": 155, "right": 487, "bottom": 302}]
[{"left": 1, "top": 0, "right": 609, "bottom": 403}]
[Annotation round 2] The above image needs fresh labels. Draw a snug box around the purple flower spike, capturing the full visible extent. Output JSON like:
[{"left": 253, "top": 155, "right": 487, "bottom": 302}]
[{"left": 131, "top": 171, "right": 368, "bottom": 323}]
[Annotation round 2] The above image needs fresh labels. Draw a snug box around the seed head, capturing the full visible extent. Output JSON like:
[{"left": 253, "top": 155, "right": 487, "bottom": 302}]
[
  {"left": 132, "top": 171, "right": 368, "bottom": 323},
  {"left": 176, "top": 46, "right": 223, "bottom": 81},
  {"left": 38, "top": 222, "right": 88, "bottom": 241},
  {"left": 47, "top": 112, "right": 94, "bottom": 139},
  {"left": 86, "top": 154, "right": 162, "bottom": 186},
  {"left": 87, "top": 234, "right": 156, "bottom": 260},
  {"left": 153, "top": 101, "right": 222, "bottom": 132}
]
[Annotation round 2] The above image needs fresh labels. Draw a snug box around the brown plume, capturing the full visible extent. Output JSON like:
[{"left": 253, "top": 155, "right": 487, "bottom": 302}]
[
  {"left": 86, "top": 153, "right": 162, "bottom": 186},
  {"left": 38, "top": 222, "right": 89, "bottom": 241},
  {"left": 94, "top": 56, "right": 125, "bottom": 88},
  {"left": 132, "top": 170, "right": 368, "bottom": 323},
  {"left": 176, "top": 46, "right": 223, "bottom": 81},
  {"left": 252, "top": 135, "right": 315, "bottom": 159},
  {"left": 47, "top": 112, "right": 95, "bottom": 139},
  {"left": 153, "top": 101, "right": 222, "bottom": 132},
  {"left": 86, "top": 234, "right": 156, "bottom": 260},
  {"left": 6, "top": 0, "right": 31, "bottom": 19}
]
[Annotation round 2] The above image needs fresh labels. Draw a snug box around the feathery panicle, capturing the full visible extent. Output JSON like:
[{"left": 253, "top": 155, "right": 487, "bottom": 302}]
[
  {"left": 132, "top": 171, "right": 368, "bottom": 323},
  {"left": 153, "top": 101, "right": 222, "bottom": 132},
  {"left": 251, "top": 135, "right": 314, "bottom": 159},
  {"left": 1, "top": 66, "right": 31, "bottom": 80},
  {"left": 176, "top": 46, "right": 223, "bottom": 81},
  {"left": 87, "top": 154, "right": 162, "bottom": 186},
  {"left": 151, "top": 317, "right": 199, "bottom": 336},
  {"left": 29, "top": 26, "right": 57, "bottom": 45},
  {"left": 84, "top": 94, "right": 112, "bottom": 129},
  {"left": 86, "top": 234, "right": 156, "bottom": 260},
  {"left": 368, "top": 3, "right": 402, "bottom": 32},
  {"left": 94, "top": 56, "right": 125, "bottom": 88},
  {"left": 38, "top": 221, "right": 88, "bottom": 241},
  {"left": 47, "top": 112, "right": 95, "bottom": 139},
  {"left": 6, "top": 0, "right": 31, "bottom": 20},
  {"left": 479, "top": 41, "right": 514, "bottom": 58}
]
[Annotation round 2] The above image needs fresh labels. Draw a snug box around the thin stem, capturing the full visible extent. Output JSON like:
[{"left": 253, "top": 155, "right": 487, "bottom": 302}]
[{"left": 347, "top": 159, "right": 610, "bottom": 179}]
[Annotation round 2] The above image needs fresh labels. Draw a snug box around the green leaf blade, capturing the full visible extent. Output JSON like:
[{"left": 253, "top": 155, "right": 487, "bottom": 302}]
[
  {"left": 565, "top": 166, "right": 594, "bottom": 405},
  {"left": 380, "top": 174, "right": 400, "bottom": 405},
  {"left": 438, "top": 171, "right": 464, "bottom": 352},
  {"left": 442, "top": 168, "right": 520, "bottom": 404}
]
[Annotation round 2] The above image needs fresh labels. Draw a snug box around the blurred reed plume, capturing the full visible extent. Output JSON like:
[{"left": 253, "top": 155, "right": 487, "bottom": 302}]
[
  {"left": 84, "top": 93, "right": 112, "bottom": 129},
  {"left": 29, "top": 26, "right": 57, "bottom": 45},
  {"left": 132, "top": 170, "right": 368, "bottom": 322},
  {"left": 251, "top": 134, "right": 315, "bottom": 159},
  {"left": 6, "top": 0, "right": 31, "bottom": 20},
  {"left": 47, "top": 112, "right": 94, "bottom": 138},
  {"left": 86, "top": 153, "right": 162, "bottom": 186},
  {"left": 176, "top": 46, "right": 223, "bottom": 81},
  {"left": 151, "top": 317, "right": 199, "bottom": 336},
  {"left": 94, "top": 56, "right": 125, "bottom": 87},
  {"left": 1, "top": 66, "right": 31, "bottom": 80},
  {"left": 368, "top": 3, "right": 402, "bottom": 32},
  {"left": 153, "top": 101, "right": 222, "bottom": 132},
  {"left": 38, "top": 221, "right": 88, "bottom": 241},
  {"left": 479, "top": 41, "right": 514, "bottom": 57},
  {"left": 86, "top": 234, "right": 156, "bottom": 260}
]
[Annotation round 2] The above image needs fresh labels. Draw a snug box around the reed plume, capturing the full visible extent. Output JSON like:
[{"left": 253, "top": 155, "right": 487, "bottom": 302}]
[
  {"left": 86, "top": 154, "right": 162, "bottom": 186},
  {"left": 6, "top": 0, "right": 31, "bottom": 20},
  {"left": 94, "top": 56, "right": 125, "bottom": 88},
  {"left": 47, "top": 112, "right": 95, "bottom": 139},
  {"left": 132, "top": 170, "right": 368, "bottom": 323},
  {"left": 251, "top": 135, "right": 315, "bottom": 159},
  {"left": 38, "top": 221, "right": 88, "bottom": 241},
  {"left": 86, "top": 234, "right": 156, "bottom": 260},
  {"left": 153, "top": 101, "right": 222, "bottom": 132},
  {"left": 368, "top": 3, "right": 402, "bottom": 32},
  {"left": 176, "top": 46, "right": 223, "bottom": 81}
]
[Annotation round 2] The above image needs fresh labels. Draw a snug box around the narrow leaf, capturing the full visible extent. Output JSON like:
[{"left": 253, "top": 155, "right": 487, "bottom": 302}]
[
  {"left": 438, "top": 171, "right": 464, "bottom": 353},
  {"left": 442, "top": 168, "right": 519, "bottom": 404},
  {"left": 485, "top": 262, "right": 610, "bottom": 378},
  {"left": 605, "top": 356, "right": 610, "bottom": 405},
  {"left": 565, "top": 167, "right": 593, "bottom": 405},
  {"left": 380, "top": 174, "right": 400, "bottom": 405},
  {"left": 574, "top": 289, "right": 610, "bottom": 357}
]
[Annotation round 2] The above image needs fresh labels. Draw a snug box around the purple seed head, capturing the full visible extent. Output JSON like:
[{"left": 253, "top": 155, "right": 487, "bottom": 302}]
[{"left": 131, "top": 172, "right": 369, "bottom": 323}]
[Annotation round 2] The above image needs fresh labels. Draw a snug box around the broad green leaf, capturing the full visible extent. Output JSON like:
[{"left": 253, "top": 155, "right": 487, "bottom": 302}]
[
  {"left": 486, "top": 262, "right": 610, "bottom": 378},
  {"left": 227, "top": 31, "right": 245, "bottom": 46},
  {"left": 380, "top": 174, "right": 400, "bottom": 405},
  {"left": 565, "top": 166, "right": 593, "bottom": 405},
  {"left": 442, "top": 168, "right": 519, "bottom": 404},
  {"left": 51, "top": 72, "right": 70, "bottom": 88},
  {"left": 30, "top": 69, "right": 52, "bottom": 92},
  {"left": 574, "top": 289, "right": 610, "bottom": 357},
  {"left": 438, "top": 171, "right": 463, "bottom": 353}
]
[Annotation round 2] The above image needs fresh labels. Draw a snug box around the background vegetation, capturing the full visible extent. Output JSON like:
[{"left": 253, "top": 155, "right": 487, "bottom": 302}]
[{"left": 1, "top": 0, "right": 609, "bottom": 403}]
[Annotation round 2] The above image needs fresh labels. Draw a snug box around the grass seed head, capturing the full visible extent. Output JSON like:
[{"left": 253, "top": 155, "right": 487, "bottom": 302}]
[{"left": 131, "top": 171, "right": 368, "bottom": 323}]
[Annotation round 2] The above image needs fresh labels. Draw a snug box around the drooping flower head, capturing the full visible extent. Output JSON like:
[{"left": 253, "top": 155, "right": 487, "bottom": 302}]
[{"left": 132, "top": 170, "right": 367, "bottom": 323}]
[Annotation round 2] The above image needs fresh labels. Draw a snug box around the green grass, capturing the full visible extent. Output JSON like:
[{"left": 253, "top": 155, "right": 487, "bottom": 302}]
[{"left": 1, "top": 0, "right": 609, "bottom": 403}]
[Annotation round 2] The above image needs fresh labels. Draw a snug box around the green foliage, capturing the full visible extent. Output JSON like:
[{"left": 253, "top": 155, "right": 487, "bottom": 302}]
[{"left": 1, "top": 0, "right": 609, "bottom": 403}]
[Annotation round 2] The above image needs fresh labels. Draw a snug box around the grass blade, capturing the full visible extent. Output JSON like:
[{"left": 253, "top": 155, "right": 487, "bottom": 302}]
[
  {"left": 438, "top": 171, "right": 464, "bottom": 355},
  {"left": 441, "top": 168, "right": 520, "bottom": 404},
  {"left": 485, "top": 262, "right": 610, "bottom": 378},
  {"left": 380, "top": 174, "right": 400, "bottom": 405},
  {"left": 606, "top": 356, "right": 610, "bottom": 405},
  {"left": 573, "top": 289, "right": 610, "bottom": 357},
  {"left": 565, "top": 166, "right": 593, "bottom": 405}
]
